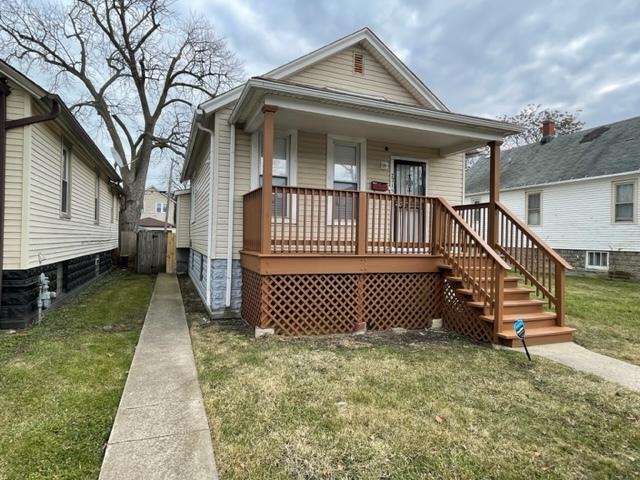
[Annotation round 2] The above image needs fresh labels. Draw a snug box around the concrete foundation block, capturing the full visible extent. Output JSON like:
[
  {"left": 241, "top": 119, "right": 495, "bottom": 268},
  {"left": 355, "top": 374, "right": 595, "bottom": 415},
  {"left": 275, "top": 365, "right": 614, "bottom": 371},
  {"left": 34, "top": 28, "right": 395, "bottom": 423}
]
[
  {"left": 353, "top": 321, "right": 367, "bottom": 335},
  {"left": 430, "top": 318, "right": 443, "bottom": 330},
  {"left": 255, "top": 326, "right": 275, "bottom": 338}
]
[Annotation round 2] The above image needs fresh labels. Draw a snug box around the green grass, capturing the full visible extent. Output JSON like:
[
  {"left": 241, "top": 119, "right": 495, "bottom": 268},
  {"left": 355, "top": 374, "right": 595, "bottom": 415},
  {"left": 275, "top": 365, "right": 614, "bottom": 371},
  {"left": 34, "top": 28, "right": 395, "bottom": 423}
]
[
  {"left": 182, "top": 277, "right": 640, "bottom": 480},
  {"left": 566, "top": 275, "right": 640, "bottom": 366},
  {"left": 0, "top": 271, "right": 155, "bottom": 480}
]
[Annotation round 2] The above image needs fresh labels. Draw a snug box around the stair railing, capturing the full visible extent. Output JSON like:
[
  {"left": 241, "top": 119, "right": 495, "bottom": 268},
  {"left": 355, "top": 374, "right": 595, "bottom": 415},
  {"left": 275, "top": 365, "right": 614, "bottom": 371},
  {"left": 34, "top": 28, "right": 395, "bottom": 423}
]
[
  {"left": 433, "top": 198, "right": 511, "bottom": 341},
  {"left": 454, "top": 202, "right": 572, "bottom": 324}
]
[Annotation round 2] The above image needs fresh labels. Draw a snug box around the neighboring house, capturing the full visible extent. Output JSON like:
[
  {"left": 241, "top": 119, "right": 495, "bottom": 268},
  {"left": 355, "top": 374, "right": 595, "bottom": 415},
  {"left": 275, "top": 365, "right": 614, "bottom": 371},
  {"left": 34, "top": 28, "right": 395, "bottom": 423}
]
[
  {"left": 139, "top": 186, "right": 175, "bottom": 230},
  {"left": 0, "top": 61, "right": 121, "bottom": 329},
  {"left": 465, "top": 116, "right": 640, "bottom": 279},
  {"left": 178, "top": 28, "right": 575, "bottom": 346}
]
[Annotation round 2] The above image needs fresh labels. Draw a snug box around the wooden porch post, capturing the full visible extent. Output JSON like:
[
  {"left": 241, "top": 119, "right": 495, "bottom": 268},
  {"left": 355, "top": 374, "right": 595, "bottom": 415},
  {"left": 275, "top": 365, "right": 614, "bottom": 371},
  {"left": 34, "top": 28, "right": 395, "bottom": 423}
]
[
  {"left": 260, "top": 105, "right": 277, "bottom": 254},
  {"left": 487, "top": 140, "right": 502, "bottom": 249},
  {"left": 356, "top": 191, "right": 368, "bottom": 255}
]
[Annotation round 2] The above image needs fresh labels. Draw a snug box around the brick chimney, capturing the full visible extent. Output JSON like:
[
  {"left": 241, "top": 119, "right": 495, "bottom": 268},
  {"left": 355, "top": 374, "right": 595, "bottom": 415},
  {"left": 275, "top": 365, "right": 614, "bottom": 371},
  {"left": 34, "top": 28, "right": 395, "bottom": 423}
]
[{"left": 541, "top": 119, "right": 555, "bottom": 144}]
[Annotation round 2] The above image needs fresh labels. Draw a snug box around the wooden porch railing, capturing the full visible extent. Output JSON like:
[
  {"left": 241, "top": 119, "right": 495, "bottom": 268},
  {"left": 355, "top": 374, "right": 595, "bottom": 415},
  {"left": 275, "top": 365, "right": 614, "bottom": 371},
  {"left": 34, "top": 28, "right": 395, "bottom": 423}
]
[
  {"left": 242, "top": 186, "right": 436, "bottom": 255},
  {"left": 433, "top": 199, "right": 511, "bottom": 340},
  {"left": 242, "top": 187, "right": 511, "bottom": 340},
  {"left": 455, "top": 201, "right": 572, "bottom": 323},
  {"left": 242, "top": 188, "right": 262, "bottom": 252}
]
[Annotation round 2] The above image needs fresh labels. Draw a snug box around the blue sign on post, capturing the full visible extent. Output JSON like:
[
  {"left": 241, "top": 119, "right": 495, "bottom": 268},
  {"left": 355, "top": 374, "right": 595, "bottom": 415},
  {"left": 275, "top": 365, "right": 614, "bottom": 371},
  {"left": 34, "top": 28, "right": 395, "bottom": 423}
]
[{"left": 513, "top": 319, "right": 531, "bottom": 361}]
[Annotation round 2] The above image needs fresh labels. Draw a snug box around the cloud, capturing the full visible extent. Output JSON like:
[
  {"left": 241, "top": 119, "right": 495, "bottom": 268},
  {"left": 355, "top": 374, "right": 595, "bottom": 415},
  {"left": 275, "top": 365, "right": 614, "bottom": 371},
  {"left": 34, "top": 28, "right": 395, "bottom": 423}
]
[{"left": 184, "top": 0, "right": 640, "bottom": 127}]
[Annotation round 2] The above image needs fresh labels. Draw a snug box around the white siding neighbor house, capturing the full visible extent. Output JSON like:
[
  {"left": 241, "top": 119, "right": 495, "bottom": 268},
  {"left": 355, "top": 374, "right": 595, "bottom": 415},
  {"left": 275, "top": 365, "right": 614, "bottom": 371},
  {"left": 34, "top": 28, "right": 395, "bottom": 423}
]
[
  {"left": 465, "top": 116, "right": 640, "bottom": 279},
  {"left": 0, "top": 60, "right": 122, "bottom": 329},
  {"left": 177, "top": 28, "right": 576, "bottom": 346},
  {"left": 138, "top": 185, "right": 176, "bottom": 231}
]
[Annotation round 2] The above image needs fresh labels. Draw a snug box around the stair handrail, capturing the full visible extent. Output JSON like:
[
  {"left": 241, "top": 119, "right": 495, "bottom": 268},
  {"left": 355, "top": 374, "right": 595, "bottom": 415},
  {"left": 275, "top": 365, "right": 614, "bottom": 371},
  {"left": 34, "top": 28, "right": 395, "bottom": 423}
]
[
  {"left": 495, "top": 201, "right": 571, "bottom": 324},
  {"left": 496, "top": 202, "right": 572, "bottom": 269},
  {"left": 433, "top": 197, "right": 510, "bottom": 341}
]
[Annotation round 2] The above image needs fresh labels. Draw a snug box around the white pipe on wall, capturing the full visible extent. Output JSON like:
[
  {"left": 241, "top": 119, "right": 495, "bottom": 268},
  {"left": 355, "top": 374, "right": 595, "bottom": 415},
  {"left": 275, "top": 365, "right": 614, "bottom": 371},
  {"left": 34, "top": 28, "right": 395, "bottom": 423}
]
[{"left": 225, "top": 124, "right": 236, "bottom": 308}]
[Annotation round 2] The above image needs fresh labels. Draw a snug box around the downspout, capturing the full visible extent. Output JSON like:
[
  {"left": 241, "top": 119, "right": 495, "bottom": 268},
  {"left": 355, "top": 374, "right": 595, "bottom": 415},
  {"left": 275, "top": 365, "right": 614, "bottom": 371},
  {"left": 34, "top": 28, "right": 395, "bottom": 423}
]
[
  {"left": 225, "top": 124, "right": 235, "bottom": 308},
  {"left": 196, "top": 111, "right": 216, "bottom": 311},
  {"left": 0, "top": 80, "right": 59, "bottom": 320}
]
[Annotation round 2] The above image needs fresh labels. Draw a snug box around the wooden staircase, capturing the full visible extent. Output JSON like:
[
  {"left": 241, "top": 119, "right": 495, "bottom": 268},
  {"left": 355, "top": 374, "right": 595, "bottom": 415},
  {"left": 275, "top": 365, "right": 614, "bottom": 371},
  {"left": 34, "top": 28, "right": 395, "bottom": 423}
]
[{"left": 448, "top": 272, "right": 575, "bottom": 347}]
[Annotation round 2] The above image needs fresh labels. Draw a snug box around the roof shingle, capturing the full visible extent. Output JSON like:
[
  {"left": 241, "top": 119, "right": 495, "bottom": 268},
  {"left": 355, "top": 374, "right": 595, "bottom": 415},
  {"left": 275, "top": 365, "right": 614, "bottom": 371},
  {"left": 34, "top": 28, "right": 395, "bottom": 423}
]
[{"left": 465, "top": 115, "right": 640, "bottom": 195}]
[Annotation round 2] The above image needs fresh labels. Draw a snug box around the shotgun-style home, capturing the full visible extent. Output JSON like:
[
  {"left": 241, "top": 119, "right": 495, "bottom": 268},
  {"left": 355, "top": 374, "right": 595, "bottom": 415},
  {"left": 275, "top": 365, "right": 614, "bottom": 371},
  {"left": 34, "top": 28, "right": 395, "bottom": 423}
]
[
  {"left": 179, "top": 28, "right": 575, "bottom": 346},
  {"left": 0, "top": 61, "right": 121, "bottom": 329},
  {"left": 465, "top": 116, "right": 640, "bottom": 280}
]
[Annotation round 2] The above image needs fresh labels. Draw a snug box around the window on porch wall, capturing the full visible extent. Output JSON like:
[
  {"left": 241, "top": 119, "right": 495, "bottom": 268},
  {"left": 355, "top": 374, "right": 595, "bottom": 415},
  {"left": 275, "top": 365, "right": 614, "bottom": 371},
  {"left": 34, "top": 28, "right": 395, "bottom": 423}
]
[
  {"left": 259, "top": 133, "right": 290, "bottom": 218},
  {"left": 332, "top": 142, "right": 359, "bottom": 222}
]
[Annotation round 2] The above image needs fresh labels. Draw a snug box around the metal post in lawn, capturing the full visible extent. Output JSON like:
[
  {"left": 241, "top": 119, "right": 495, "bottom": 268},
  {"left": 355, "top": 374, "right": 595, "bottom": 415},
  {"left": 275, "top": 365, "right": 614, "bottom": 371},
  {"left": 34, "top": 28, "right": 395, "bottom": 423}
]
[{"left": 514, "top": 319, "right": 531, "bottom": 361}]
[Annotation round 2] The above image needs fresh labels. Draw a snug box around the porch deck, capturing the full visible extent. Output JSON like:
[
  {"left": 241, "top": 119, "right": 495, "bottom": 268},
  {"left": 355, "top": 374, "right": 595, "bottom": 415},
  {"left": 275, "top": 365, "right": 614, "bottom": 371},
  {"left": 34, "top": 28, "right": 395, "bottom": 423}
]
[{"left": 240, "top": 184, "right": 574, "bottom": 345}]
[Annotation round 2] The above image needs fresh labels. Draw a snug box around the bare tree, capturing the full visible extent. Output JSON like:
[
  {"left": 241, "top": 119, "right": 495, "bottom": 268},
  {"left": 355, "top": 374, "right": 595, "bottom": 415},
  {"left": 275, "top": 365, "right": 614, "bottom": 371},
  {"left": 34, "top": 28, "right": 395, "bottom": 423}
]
[
  {"left": 498, "top": 104, "right": 584, "bottom": 149},
  {"left": 0, "top": 0, "right": 242, "bottom": 231}
]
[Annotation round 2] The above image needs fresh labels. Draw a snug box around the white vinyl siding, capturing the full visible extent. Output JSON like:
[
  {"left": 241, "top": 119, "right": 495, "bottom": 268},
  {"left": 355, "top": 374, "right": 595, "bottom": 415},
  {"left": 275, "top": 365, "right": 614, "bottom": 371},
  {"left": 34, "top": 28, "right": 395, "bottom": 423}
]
[
  {"left": 189, "top": 142, "right": 211, "bottom": 256},
  {"left": 466, "top": 175, "right": 640, "bottom": 252},
  {"left": 286, "top": 46, "right": 422, "bottom": 106},
  {"left": 175, "top": 193, "right": 191, "bottom": 248},
  {"left": 28, "top": 117, "right": 118, "bottom": 268},
  {"left": 3, "top": 82, "right": 27, "bottom": 269}
]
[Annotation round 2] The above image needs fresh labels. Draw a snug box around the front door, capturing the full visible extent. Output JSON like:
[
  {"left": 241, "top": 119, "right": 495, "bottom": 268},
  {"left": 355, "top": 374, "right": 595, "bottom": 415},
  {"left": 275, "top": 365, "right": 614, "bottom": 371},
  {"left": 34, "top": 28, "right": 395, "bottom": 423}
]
[{"left": 393, "top": 160, "right": 427, "bottom": 245}]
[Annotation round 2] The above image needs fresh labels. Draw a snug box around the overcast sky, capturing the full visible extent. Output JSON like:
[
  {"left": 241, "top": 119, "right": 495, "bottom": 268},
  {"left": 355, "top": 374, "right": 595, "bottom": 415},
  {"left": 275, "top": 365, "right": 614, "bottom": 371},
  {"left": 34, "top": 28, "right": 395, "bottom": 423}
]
[{"left": 186, "top": 0, "right": 640, "bottom": 126}]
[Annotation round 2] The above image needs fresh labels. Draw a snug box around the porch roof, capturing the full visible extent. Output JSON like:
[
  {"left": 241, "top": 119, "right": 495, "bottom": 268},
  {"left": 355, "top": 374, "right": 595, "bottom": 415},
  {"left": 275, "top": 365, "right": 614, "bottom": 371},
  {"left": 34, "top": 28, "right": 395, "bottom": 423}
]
[{"left": 230, "top": 77, "right": 522, "bottom": 156}]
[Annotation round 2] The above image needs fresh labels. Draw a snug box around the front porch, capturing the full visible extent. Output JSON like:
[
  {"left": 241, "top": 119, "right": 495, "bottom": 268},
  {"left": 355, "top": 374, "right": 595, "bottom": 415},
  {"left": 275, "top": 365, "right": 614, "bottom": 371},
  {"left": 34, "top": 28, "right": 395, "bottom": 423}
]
[{"left": 234, "top": 85, "right": 573, "bottom": 345}]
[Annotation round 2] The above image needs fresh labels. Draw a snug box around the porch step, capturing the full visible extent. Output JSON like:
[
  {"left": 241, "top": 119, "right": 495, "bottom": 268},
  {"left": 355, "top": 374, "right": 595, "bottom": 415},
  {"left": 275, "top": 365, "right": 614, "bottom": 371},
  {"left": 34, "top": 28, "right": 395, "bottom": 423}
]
[
  {"left": 480, "top": 311, "right": 558, "bottom": 328},
  {"left": 466, "top": 298, "right": 545, "bottom": 315},
  {"left": 446, "top": 276, "right": 520, "bottom": 288},
  {"left": 498, "top": 326, "right": 576, "bottom": 347},
  {"left": 457, "top": 286, "right": 536, "bottom": 301}
]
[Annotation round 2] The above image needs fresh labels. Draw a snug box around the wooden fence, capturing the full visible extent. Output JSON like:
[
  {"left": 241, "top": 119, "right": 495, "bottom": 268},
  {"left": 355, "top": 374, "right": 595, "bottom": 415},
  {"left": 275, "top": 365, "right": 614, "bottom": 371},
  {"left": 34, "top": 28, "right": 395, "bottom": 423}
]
[{"left": 119, "top": 230, "right": 176, "bottom": 274}]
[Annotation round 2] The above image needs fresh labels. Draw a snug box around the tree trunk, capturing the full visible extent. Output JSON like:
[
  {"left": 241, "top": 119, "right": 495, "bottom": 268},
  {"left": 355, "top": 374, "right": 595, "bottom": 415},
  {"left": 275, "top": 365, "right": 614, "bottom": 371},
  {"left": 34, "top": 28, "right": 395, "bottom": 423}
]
[{"left": 119, "top": 138, "right": 154, "bottom": 232}]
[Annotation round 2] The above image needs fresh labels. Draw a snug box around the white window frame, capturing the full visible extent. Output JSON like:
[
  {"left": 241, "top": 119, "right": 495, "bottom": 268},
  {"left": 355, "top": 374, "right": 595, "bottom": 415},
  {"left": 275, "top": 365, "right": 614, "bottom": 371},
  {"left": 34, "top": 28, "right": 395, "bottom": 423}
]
[
  {"left": 526, "top": 191, "right": 542, "bottom": 226},
  {"left": 612, "top": 180, "right": 636, "bottom": 224},
  {"left": 251, "top": 129, "right": 298, "bottom": 222},
  {"left": 585, "top": 251, "right": 609, "bottom": 271},
  {"left": 156, "top": 202, "right": 167, "bottom": 214},
  {"left": 94, "top": 172, "right": 100, "bottom": 225},
  {"left": 60, "top": 142, "right": 72, "bottom": 218},
  {"left": 326, "top": 134, "right": 367, "bottom": 225},
  {"left": 250, "top": 129, "right": 298, "bottom": 190}
]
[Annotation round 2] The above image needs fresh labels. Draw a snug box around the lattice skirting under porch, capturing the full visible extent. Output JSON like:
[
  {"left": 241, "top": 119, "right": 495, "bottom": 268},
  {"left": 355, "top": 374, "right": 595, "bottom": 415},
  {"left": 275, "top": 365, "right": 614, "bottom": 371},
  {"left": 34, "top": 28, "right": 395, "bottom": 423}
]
[
  {"left": 241, "top": 269, "right": 444, "bottom": 336},
  {"left": 442, "top": 279, "right": 494, "bottom": 343}
]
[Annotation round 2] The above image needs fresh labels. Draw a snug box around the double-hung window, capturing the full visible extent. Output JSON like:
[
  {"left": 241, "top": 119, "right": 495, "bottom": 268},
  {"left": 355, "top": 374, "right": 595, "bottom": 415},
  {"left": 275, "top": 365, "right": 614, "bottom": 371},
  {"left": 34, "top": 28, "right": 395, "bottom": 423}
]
[
  {"left": 260, "top": 133, "right": 290, "bottom": 218},
  {"left": 156, "top": 202, "right": 167, "bottom": 214},
  {"left": 60, "top": 145, "right": 71, "bottom": 217},
  {"left": 94, "top": 173, "right": 100, "bottom": 224},
  {"left": 526, "top": 192, "right": 541, "bottom": 226},
  {"left": 614, "top": 182, "right": 635, "bottom": 222},
  {"left": 332, "top": 141, "right": 360, "bottom": 222}
]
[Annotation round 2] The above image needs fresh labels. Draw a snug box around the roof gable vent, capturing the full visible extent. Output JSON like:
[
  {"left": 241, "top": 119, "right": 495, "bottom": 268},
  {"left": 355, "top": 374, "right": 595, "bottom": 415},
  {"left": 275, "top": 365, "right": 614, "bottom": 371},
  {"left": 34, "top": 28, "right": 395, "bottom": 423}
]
[{"left": 353, "top": 49, "right": 365, "bottom": 75}]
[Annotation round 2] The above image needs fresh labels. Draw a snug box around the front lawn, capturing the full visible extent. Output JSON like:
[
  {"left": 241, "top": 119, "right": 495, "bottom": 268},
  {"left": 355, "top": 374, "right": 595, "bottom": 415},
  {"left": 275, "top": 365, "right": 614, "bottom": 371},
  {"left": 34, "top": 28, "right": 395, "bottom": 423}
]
[
  {"left": 0, "top": 271, "right": 155, "bottom": 480},
  {"left": 182, "top": 277, "right": 640, "bottom": 480},
  {"left": 566, "top": 275, "right": 640, "bottom": 366}
]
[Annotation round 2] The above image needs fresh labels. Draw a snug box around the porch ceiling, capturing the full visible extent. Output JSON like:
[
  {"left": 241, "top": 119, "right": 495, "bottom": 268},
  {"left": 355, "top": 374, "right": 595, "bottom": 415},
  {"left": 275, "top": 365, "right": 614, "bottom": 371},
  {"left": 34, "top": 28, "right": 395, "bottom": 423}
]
[{"left": 231, "top": 77, "right": 522, "bottom": 156}]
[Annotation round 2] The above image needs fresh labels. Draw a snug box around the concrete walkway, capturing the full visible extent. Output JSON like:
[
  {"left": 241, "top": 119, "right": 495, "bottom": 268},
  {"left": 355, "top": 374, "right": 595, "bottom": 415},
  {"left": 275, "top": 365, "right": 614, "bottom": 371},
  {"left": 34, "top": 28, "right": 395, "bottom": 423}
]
[
  {"left": 516, "top": 342, "right": 640, "bottom": 392},
  {"left": 100, "top": 274, "right": 218, "bottom": 480}
]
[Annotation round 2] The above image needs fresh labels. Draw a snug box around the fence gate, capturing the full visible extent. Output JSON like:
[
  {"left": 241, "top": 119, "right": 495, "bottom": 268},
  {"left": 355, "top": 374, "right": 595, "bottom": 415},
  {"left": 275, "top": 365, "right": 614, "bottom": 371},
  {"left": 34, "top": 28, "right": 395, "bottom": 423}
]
[{"left": 137, "top": 231, "right": 168, "bottom": 274}]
